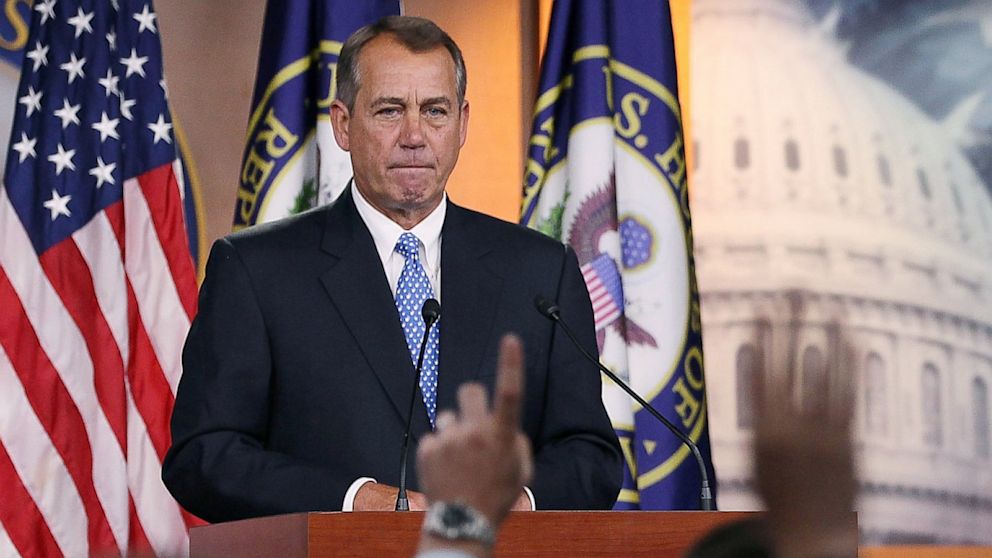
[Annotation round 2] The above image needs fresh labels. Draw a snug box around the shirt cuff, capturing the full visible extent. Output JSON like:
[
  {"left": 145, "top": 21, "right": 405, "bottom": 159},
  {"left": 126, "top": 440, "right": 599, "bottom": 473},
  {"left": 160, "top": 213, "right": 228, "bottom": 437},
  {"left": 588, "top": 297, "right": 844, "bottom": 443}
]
[
  {"left": 523, "top": 486, "right": 536, "bottom": 510},
  {"left": 342, "top": 477, "right": 376, "bottom": 511}
]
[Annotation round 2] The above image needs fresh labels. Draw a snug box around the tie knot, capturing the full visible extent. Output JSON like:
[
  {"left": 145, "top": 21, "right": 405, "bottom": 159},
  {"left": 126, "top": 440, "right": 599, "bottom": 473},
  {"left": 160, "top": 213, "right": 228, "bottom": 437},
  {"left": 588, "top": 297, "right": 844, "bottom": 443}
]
[{"left": 395, "top": 232, "right": 421, "bottom": 260}]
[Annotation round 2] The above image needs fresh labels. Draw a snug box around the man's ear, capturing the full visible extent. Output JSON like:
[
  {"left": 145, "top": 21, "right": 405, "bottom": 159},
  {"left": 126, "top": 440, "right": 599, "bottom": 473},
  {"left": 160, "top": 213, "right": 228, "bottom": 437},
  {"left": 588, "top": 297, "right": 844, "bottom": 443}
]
[
  {"left": 458, "top": 99, "right": 470, "bottom": 148},
  {"left": 330, "top": 99, "right": 351, "bottom": 151}
]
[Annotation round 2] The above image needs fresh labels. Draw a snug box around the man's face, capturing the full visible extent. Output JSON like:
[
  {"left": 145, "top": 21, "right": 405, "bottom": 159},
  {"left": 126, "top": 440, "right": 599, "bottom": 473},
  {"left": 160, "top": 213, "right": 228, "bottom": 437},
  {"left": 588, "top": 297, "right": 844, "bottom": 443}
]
[{"left": 331, "top": 35, "right": 469, "bottom": 227}]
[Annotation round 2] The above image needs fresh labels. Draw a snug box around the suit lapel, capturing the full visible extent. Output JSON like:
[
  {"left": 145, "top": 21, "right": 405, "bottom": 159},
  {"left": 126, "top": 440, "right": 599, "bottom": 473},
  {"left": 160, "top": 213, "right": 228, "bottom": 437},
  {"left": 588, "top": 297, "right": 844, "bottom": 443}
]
[
  {"left": 318, "top": 188, "right": 433, "bottom": 438},
  {"left": 438, "top": 203, "right": 504, "bottom": 413}
]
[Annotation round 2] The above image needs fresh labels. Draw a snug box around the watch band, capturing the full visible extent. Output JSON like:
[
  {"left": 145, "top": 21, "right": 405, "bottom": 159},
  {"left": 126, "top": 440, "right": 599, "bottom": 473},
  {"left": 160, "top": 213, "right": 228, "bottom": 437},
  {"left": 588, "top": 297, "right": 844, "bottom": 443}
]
[{"left": 422, "top": 502, "right": 496, "bottom": 546}]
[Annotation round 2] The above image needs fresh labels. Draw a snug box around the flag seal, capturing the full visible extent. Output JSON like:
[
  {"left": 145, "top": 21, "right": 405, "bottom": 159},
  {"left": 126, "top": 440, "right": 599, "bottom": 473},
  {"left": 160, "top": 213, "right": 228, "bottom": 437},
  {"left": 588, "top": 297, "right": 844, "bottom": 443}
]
[{"left": 523, "top": 0, "right": 713, "bottom": 509}]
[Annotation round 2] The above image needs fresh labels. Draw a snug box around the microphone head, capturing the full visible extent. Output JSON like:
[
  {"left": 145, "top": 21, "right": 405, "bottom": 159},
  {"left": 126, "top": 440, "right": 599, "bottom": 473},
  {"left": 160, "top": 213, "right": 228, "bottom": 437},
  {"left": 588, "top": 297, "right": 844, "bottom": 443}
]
[
  {"left": 422, "top": 298, "right": 441, "bottom": 325},
  {"left": 534, "top": 296, "right": 560, "bottom": 320}
]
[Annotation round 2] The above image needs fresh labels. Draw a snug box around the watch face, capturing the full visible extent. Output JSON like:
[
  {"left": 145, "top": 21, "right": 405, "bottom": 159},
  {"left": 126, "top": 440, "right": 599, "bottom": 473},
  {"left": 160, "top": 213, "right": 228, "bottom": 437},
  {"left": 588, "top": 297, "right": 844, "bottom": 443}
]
[
  {"left": 442, "top": 505, "right": 470, "bottom": 527},
  {"left": 426, "top": 503, "right": 495, "bottom": 546}
]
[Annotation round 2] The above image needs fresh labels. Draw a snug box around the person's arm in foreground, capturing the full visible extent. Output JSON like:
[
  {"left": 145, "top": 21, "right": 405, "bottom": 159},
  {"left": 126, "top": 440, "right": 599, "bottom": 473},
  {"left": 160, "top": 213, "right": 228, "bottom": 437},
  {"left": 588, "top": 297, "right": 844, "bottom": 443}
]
[
  {"left": 415, "top": 334, "right": 534, "bottom": 558},
  {"left": 753, "top": 292, "right": 859, "bottom": 558}
]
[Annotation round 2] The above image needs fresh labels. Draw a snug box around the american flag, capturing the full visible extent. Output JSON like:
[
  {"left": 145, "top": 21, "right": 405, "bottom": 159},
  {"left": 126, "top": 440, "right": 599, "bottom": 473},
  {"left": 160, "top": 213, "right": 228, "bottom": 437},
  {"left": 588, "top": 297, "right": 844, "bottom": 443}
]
[
  {"left": 581, "top": 253, "right": 623, "bottom": 330},
  {"left": 0, "top": 1, "right": 198, "bottom": 556}
]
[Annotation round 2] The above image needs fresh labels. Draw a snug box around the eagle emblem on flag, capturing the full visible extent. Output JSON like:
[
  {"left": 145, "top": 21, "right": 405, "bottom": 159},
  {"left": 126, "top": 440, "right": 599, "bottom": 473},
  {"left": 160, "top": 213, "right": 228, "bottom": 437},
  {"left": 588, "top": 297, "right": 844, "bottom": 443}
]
[{"left": 568, "top": 173, "right": 658, "bottom": 352}]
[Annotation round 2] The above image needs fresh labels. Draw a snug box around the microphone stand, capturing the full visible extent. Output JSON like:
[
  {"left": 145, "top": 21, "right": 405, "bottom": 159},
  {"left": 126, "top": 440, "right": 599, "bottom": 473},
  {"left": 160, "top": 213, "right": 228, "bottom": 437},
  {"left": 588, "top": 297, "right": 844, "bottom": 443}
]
[
  {"left": 535, "top": 297, "right": 715, "bottom": 511},
  {"left": 396, "top": 299, "right": 441, "bottom": 511}
]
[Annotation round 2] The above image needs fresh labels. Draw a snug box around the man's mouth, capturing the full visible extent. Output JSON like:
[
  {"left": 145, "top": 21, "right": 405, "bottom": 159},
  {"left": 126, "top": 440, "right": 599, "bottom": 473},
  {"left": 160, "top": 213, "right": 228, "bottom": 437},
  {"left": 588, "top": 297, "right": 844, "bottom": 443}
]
[{"left": 389, "top": 164, "right": 434, "bottom": 170}]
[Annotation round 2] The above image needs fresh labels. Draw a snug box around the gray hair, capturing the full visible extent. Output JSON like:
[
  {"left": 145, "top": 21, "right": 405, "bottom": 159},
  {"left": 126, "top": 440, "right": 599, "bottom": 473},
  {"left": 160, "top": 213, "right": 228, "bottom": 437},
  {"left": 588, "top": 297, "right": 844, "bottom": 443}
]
[{"left": 335, "top": 16, "right": 467, "bottom": 111}]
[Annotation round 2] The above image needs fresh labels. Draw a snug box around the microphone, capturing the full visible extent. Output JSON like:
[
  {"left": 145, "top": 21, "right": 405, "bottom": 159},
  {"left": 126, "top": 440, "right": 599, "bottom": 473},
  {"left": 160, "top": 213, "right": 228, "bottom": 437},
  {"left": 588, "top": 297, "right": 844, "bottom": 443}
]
[
  {"left": 396, "top": 298, "right": 441, "bottom": 511},
  {"left": 534, "top": 296, "right": 715, "bottom": 511}
]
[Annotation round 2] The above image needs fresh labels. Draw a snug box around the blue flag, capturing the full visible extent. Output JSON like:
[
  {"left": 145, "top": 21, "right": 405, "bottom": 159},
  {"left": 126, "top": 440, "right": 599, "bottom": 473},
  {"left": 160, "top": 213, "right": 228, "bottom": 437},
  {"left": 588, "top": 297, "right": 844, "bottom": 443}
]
[
  {"left": 234, "top": 0, "right": 399, "bottom": 230},
  {"left": 0, "top": 0, "right": 31, "bottom": 181},
  {"left": 522, "top": 0, "right": 716, "bottom": 510}
]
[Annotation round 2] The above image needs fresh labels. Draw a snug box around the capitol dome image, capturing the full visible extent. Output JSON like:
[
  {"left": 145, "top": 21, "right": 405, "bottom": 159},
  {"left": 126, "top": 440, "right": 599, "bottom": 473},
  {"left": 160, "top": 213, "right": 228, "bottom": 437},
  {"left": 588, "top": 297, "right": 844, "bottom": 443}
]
[{"left": 690, "top": 0, "right": 992, "bottom": 544}]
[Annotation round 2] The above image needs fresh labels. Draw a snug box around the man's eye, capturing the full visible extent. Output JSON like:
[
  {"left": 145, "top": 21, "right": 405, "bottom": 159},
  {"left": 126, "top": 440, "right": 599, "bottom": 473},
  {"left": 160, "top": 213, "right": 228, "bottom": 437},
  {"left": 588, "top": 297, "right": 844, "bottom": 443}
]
[
  {"left": 425, "top": 107, "right": 447, "bottom": 117},
  {"left": 378, "top": 107, "right": 401, "bottom": 117}
]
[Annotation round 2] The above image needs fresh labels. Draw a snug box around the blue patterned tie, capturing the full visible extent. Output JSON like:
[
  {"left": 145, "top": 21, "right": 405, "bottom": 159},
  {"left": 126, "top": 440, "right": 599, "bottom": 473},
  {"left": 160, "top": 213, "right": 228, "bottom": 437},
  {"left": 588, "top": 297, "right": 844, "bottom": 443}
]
[{"left": 394, "top": 232, "right": 440, "bottom": 426}]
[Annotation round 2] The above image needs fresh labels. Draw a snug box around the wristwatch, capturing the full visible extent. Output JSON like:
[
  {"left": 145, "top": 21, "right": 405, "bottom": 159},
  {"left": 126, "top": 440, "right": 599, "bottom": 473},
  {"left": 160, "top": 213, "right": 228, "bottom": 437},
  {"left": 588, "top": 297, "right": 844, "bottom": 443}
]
[{"left": 422, "top": 502, "right": 496, "bottom": 546}]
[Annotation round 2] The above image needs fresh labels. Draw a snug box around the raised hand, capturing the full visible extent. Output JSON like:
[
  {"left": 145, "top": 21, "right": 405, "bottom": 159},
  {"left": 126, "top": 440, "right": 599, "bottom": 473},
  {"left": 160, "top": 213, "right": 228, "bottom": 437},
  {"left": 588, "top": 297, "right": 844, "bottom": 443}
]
[
  {"left": 416, "top": 333, "right": 534, "bottom": 525},
  {"left": 752, "top": 291, "right": 858, "bottom": 558}
]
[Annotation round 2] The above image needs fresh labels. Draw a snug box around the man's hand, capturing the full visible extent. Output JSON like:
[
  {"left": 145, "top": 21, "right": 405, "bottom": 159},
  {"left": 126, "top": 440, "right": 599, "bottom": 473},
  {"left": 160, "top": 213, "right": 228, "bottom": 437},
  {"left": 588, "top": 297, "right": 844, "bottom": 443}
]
[
  {"left": 417, "top": 333, "right": 534, "bottom": 525},
  {"left": 752, "top": 291, "right": 858, "bottom": 558},
  {"left": 511, "top": 492, "right": 532, "bottom": 511},
  {"left": 353, "top": 483, "right": 529, "bottom": 513},
  {"left": 353, "top": 482, "right": 428, "bottom": 511}
]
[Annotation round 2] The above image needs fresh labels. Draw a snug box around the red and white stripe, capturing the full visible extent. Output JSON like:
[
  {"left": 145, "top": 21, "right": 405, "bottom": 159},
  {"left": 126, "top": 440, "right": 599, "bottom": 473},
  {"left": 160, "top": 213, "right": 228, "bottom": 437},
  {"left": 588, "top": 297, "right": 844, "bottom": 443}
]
[
  {"left": 0, "top": 161, "right": 200, "bottom": 556},
  {"left": 581, "top": 262, "right": 621, "bottom": 329}
]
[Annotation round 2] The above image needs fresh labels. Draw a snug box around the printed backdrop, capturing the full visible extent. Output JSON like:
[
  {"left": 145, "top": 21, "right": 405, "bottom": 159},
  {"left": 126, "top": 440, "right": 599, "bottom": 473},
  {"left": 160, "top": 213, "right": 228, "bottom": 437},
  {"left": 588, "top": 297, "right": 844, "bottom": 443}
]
[{"left": 691, "top": 0, "right": 992, "bottom": 544}]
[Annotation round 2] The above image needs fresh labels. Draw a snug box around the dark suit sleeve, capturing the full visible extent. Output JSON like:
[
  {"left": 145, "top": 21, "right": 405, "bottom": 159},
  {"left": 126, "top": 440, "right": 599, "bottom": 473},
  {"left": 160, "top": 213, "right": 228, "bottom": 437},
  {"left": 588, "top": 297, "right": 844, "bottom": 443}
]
[
  {"left": 162, "top": 239, "right": 350, "bottom": 522},
  {"left": 529, "top": 246, "right": 623, "bottom": 509}
]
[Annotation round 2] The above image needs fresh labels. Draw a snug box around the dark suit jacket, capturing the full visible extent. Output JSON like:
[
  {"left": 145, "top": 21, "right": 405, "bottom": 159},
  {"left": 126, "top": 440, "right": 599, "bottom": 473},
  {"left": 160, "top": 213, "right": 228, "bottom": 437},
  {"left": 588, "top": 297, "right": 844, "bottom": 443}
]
[{"left": 162, "top": 188, "right": 622, "bottom": 522}]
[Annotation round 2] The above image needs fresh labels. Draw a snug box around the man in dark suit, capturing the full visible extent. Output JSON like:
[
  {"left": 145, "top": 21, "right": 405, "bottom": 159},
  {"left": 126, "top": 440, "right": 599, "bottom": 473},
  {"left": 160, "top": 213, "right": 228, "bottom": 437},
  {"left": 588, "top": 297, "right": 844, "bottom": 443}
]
[{"left": 163, "top": 15, "right": 621, "bottom": 522}]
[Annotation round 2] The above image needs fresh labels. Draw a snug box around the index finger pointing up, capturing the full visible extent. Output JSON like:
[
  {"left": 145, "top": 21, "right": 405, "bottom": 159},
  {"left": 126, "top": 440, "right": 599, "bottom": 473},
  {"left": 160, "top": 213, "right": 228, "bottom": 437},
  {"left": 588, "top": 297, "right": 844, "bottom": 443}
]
[{"left": 493, "top": 333, "right": 525, "bottom": 432}]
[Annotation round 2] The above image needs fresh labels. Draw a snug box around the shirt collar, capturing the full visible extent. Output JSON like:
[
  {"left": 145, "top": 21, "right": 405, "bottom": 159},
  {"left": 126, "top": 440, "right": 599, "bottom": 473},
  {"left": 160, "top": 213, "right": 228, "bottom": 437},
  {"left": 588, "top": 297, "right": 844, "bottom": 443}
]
[{"left": 351, "top": 182, "right": 446, "bottom": 272}]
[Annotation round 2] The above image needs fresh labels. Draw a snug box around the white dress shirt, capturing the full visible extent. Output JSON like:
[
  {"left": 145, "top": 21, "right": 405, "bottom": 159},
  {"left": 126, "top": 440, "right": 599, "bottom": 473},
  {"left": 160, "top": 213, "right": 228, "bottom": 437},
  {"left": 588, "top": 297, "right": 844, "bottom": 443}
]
[
  {"left": 343, "top": 184, "right": 445, "bottom": 511},
  {"left": 342, "top": 184, "right": 534, "bottom": 511},
  {"left": 351, "top": 182, "right": 444, "bottom": 300}
]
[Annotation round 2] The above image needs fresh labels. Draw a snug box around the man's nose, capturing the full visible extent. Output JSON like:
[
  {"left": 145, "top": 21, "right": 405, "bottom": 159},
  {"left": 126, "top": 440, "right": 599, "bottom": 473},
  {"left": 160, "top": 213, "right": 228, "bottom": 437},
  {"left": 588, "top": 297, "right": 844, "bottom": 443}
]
[{"left": 399, "top": 111, "right": 426, "bottom": 148}]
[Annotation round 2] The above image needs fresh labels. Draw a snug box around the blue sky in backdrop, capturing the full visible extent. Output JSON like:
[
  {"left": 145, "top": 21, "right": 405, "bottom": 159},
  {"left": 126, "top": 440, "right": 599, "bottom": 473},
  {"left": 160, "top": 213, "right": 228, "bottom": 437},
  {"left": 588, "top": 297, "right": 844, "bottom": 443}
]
[{"left": 805, "top": 0, "right": 992, "bottom": 193}]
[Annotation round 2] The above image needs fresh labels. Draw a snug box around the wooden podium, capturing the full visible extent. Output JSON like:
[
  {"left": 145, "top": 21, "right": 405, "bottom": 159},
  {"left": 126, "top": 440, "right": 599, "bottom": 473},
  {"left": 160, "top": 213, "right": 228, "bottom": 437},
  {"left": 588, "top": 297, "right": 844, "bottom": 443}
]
[{"left": 190, "top": 511, "right": 769, "bottom": 557}]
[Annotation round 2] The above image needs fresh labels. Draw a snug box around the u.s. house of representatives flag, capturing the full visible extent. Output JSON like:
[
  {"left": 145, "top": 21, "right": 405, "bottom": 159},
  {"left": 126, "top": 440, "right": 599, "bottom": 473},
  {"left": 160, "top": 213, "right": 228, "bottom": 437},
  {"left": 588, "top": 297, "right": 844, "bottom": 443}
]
[
  {"left": 234, "top": 0, "right": 398, "bottom": 230},
  {"left": 0, "top": 0, "right": 200, "bottom": 555},
  {"left": 522, "top": 0, "right": 716, "bottom": 510},
  {"left": 0, "top": 1, "right": 32, "bottom": 182}
]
